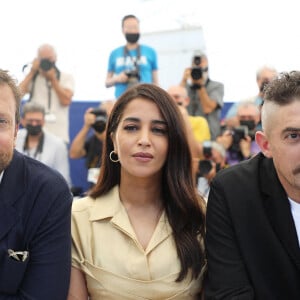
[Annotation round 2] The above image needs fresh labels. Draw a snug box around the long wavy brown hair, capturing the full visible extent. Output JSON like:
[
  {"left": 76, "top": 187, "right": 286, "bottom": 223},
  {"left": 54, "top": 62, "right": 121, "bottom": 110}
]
[{"left": 90, "top": 83, "right": 206, "bottom": 281}]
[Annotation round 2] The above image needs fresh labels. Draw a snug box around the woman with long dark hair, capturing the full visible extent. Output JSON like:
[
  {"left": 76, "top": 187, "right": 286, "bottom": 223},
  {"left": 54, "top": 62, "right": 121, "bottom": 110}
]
[{"left": 68, "top": 83, "right": 206, "bottom": 299}]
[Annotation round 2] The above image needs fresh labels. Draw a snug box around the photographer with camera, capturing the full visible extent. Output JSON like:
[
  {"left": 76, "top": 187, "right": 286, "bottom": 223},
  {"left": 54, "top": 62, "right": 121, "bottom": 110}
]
[
  {"left": 69, "top": 101, "right": 114, "bottom": 189},
  {"left": 19, "top": 44, "right": 75, "bottom": 144},
  {"left": 105, "top": 14, "right": 158, "bottom": 98},
  {"left": 224, "top": 65, "right": 278, "bottom": 127},
  {"left": 197, "top": 141, "right": 227, "bottom": 200},
  {"left": 217, "top": 101, "right": 261, "bottom": 166},
  {"left": 180, "top": 50, "right": 224, "bottom": 140}
]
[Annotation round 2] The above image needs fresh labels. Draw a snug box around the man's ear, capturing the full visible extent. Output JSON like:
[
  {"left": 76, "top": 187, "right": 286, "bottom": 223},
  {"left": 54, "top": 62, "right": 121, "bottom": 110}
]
[{"left": 255, "top": 131, "right": 272, "bottom": 158}]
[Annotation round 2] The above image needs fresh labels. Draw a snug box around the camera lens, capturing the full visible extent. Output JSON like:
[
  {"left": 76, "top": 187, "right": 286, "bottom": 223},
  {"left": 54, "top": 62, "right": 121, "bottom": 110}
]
[
  {"left": 90, "top": 108, "right": 107, "bottom": 133},
  {"left": 191, "top": 67, "right": 202, "bottom": 80},
  {"left": 40, "top": 59, "right": 54, "bottom": 71}
]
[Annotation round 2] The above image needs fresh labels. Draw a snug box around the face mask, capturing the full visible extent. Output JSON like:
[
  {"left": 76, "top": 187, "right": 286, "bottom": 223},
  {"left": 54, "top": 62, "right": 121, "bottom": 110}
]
[
  {"left": 26, "top": 124, "right": 42, "bottom": 136},
  {"left": 125, "top": 33, "right": 140, "bottom": 44},
  {"left": 240, "top": 120, "right": 256, "bottom": 131}
]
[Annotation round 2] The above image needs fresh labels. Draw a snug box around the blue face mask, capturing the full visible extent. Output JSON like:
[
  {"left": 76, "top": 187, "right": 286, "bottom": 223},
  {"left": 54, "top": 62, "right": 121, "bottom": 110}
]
[{"left": 26, "top": 124, "right": 42, "bottom": 136}]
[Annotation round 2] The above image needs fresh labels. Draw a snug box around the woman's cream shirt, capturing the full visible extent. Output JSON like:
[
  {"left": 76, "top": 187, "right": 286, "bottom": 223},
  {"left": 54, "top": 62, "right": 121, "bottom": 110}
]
[{"left": 71, "top": 185, "right": 205, "bottom": 299}]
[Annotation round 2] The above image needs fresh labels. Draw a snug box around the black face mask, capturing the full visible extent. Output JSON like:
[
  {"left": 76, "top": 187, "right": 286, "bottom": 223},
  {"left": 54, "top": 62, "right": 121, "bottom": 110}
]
[
  {"left": 240, "top": 120, "right": 256, "bottom": 131},
  {"left": 125, "top": 33, "right": 140, "bottom": 44},
  {"left": 26, "top": 124, "right": 42, "bottom": 136}
]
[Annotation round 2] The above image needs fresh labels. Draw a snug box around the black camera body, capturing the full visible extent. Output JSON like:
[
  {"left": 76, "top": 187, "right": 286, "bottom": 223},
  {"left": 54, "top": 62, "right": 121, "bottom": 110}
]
[
  {"left": 230, "top": 125, "right": 249, "bottom": 152},
  {"left": 40, "top": 59, "right": 55, "bottom": 71},
  {"left": 198, "top": 159, "right": 213, "bottom": 177},
  {"left": 125, "top": 69, "right": 140, "bottom": 79},
  {"left": 233, "top": 125, "right": 248, "bottom": 142},
  {"left": 191, "top": 55, "right": 202, "bottom": 80},
  {"left": 90, "top": 108, "right": 107, "bottom": 133},
  {"left": 125, "top": 68, "right": 140, "bottom": 87},
  {"left": 198, "top": 141, "right": 213, "bottom": 177},
  {"left": 191, "top": 67, "right": 203, "bottom": 80}
]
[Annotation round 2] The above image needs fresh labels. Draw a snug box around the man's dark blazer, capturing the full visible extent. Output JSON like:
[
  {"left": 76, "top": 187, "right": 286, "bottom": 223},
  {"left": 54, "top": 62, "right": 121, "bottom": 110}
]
[
  {"left": 205, "top": 152, "right": 300, "bottom": 300},
  {"left": 0, "top": 150, "right": 72, "bottom": 299}
]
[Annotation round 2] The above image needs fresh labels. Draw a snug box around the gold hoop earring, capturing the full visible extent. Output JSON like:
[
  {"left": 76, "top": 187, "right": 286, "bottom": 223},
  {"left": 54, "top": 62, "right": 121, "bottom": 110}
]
[{"left": 109, "top": 151, "right": 120, "bottom": 163}]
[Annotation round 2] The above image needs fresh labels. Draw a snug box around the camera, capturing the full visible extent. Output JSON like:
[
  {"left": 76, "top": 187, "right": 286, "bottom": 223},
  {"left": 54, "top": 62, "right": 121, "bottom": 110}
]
[
  {"left": 90, "top": 108, "right": 107, "bottom": 133},
  {"left": 125, "top": 69, "right": 140, "bottom": 79},
  {"left": 39, "top": 59, "right": 55, "bottom": 71},
  {"left": 198, "top": 159, "right": 213, "bottom": 177},
  {"left": 191, "top": 55, "right": 202, "bottom": 80},
  {"left": 198, "top": 141, "right": 213, "bottom": 177},
  {"left": 230, "top": 125, "right": 248, "bottom": 152},
  {"left": 125, "top": 68, "right": 140, "bottom": 87},
  {"left": 239, "top": 120, "right": 256, "bottom": 140},
  {"left": 232, "top": 126, "right": 248, "bottom": 142},
  {"left": 202, "top": 140, "right": 212, "bottom": 158}
]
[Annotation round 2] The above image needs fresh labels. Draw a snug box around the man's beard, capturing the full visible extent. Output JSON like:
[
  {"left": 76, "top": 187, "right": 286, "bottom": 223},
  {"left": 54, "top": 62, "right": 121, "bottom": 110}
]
[{"left": 0, "top": 150, "right": 13, "bottom": 173}]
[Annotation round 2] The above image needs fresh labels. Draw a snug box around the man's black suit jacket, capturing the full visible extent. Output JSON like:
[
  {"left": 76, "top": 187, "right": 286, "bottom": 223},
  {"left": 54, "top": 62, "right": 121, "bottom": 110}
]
[
  {"left": 0, "top": 150, "right": 72, "bottom": 299},
  {"left": 205, "top": 152, "right": 300, "bottom": 299}
]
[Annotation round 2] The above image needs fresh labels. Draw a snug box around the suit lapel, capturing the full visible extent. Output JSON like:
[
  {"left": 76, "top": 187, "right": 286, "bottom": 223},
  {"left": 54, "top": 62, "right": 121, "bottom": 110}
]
[
  {"left": 260, "top": 157, "right": 300, "bottom": 270},
  {"left": 0, "top": 151, "right": 25, "bottom": 241},
  {"left": 0, "top": 202, "right": 19, "bottom": 240}
]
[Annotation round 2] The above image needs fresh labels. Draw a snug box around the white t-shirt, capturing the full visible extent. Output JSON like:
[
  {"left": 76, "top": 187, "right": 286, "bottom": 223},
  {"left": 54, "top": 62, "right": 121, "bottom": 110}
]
[{"left": 288, "top": 197, "right": 300, "bottom": 247}]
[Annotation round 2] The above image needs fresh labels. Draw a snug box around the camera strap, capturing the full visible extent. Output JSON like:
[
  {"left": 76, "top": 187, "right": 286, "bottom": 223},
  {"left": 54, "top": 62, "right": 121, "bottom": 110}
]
[
  {"left": 28, "top": 67, "right": 61, "bottom": 113},
  {"left": 28, "top": 72, "right": 39, "bottom": 102},
  {"left": 23, "top": 131, "right": 45, "bottom": 159},
  {"left": 123, "top": 45, "right": 141, "bottom": 71}
]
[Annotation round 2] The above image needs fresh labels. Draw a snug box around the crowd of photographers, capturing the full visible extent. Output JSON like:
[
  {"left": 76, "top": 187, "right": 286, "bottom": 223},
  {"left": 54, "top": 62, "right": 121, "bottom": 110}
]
[{"left": 16, "top": 15, "right": 279, "bottom": 200}]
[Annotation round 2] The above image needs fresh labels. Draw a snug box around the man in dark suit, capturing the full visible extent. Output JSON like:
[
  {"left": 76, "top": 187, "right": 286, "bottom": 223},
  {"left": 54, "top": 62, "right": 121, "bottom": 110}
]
[
  {"left": 205, "top": 71, "right": 300, "bottom": 299},
  {"left": 0, "top": 69, "right": 72, "bottom": 298}
]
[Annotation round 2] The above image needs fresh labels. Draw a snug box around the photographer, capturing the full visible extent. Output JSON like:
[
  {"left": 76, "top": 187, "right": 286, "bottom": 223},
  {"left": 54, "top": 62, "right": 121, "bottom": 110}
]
[
  {"left": 19, "top": 44, "right": 75, "bottom": 143},
  {"left": 69, "top": 101, "right": 114, "bottom": 188},
  {"left": 180, "top": 50, "right": 224, "bottom": 140},
  {"left": 105, "top": 14, "right": 158, "bottom": 98},
  {"left": 217, "top": 101, "right": 261, "bottom": 166},
  {"left": 224, "top": 65, "right": 278, "bottom": 127},
  {"left": 15, "top": 102, "right": 71, "bottom": 186},
  {"left": 197, "top": 141, "right": 227, "bottom": 200}
]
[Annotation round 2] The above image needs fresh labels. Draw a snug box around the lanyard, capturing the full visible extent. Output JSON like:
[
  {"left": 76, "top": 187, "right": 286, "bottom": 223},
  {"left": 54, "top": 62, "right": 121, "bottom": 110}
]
[
  {"left": 23, "top": 132, "right": 44, "bottom": 159},
  {"left": 123, "top": 45, "right": 141, "bottom": 69}
]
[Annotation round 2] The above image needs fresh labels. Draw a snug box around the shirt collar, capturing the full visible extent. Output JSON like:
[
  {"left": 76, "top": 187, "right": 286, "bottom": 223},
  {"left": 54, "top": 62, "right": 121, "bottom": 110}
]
[
  {"left": 89, "top": 185, "right": 123, "bottom": 221},
  {"left": 89, "top": 185, "right": 173, "bottom": 253},
  {"left": 0, "top": 171, "right": 4, "bottom": 184}
]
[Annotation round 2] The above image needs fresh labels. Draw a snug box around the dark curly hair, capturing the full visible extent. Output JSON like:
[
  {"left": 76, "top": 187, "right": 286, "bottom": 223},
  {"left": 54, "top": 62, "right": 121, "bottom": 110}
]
[{"left": 264, "top": 71, "right": 300, "bottom": 105}]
